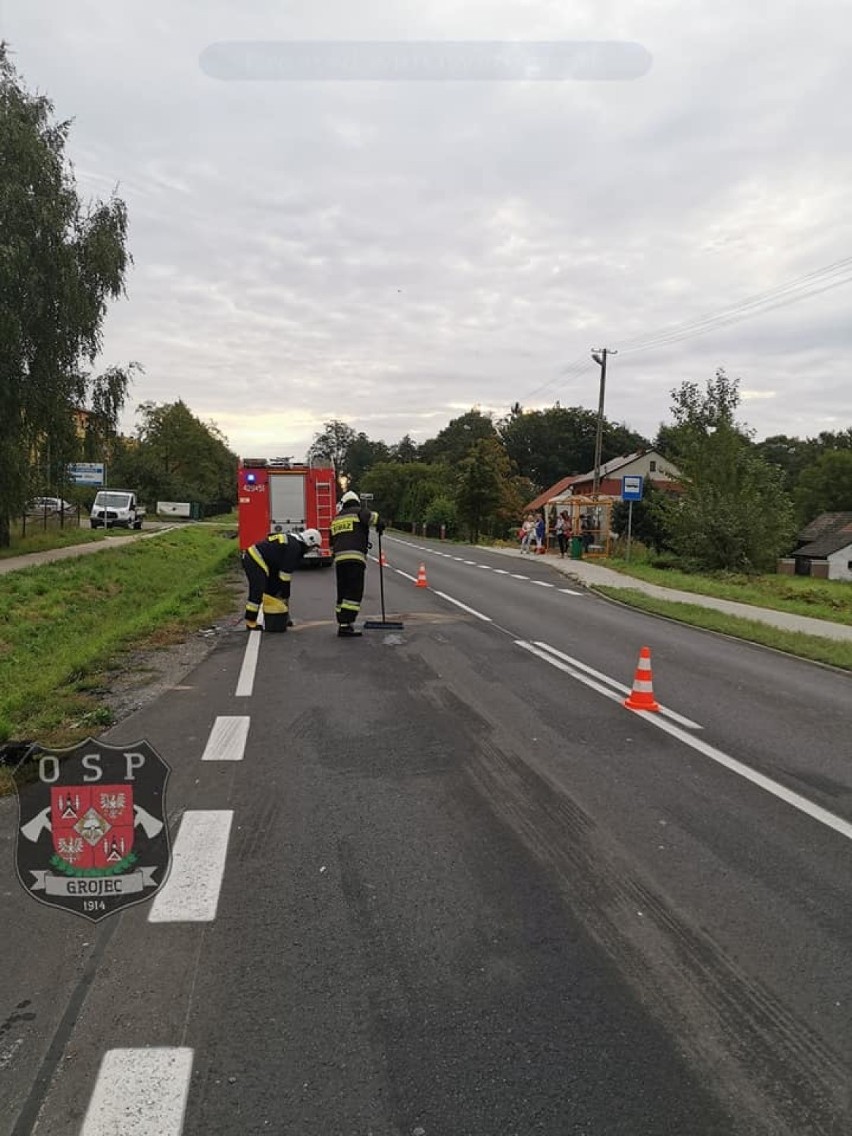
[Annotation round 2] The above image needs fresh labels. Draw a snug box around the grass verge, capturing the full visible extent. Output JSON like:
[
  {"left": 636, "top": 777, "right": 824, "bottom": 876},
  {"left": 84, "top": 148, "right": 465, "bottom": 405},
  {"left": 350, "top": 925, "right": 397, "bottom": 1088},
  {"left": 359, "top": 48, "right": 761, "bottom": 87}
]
[
  {"left": 596, "top": 587, "right": 852, "bottom": 670},
  {"left": 0, "top": 526, "right": 240, "bottom": 781},
  {"left": 601, "top": 557, "right": 852, "bottom": 625}
]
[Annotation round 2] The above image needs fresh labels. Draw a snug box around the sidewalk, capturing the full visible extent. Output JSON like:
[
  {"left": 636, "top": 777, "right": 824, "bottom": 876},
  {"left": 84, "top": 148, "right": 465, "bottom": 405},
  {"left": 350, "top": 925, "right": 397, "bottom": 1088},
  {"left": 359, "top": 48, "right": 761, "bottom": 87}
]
[
  {"left": 491, "top": 548, "right": 852, "bottom": 643},
  {"left": 0, "top": 526, "right": 176, "bottom": 576}
]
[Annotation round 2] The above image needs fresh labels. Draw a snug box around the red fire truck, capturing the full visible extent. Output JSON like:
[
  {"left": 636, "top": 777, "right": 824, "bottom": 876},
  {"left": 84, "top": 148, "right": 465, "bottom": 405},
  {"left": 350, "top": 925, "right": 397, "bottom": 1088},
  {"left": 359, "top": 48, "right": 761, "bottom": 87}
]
[{"left": 237, "top": 457, "right": 336, "bottom": 565}]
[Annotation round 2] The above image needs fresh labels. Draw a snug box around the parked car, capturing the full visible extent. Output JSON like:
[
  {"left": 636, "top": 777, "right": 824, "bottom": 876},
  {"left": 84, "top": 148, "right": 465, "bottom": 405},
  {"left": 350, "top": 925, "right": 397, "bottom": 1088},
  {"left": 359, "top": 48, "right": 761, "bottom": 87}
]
[{"left": 26, "top": 497, "right": 76, "bottom": 515}]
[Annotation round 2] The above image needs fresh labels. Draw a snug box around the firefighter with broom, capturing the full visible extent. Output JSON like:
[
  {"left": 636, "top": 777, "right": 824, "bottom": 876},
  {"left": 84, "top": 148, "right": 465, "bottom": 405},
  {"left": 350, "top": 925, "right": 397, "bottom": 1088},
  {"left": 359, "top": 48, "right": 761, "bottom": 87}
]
[
  {"left": 330, "top": 490, "right": 383, "bottom": 637},
  {"left": 242, "top": 528, "right": 322, "bottom": 630}
]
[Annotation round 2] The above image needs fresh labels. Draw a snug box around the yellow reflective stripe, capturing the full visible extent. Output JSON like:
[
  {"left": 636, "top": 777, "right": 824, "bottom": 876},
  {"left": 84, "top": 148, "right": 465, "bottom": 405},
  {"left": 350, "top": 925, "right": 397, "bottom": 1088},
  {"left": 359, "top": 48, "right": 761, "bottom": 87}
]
[
  {"left": 245, "top": 601, "right": 260, "bottom": 613},
  {"left": 334, "top": 551, "right": 366, "bottom": 564},
  {"left": 341, "top": 600, "right": 361, "bottom": 612},
  {"left": 279, "top": 572, "right": 292, "bottom": 583},
  {"left": 248, "top": 546, "right": 268, "bottom": 571},
  {"left": 370, "top": 512, "right": 379, "bottom": 526}
]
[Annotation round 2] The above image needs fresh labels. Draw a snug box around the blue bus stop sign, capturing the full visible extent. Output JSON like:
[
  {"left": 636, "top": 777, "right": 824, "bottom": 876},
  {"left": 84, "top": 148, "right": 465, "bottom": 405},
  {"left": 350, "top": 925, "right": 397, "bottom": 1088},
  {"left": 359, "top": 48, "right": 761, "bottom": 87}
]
[{"left": 621, "top": 475, "right": 644, "bottom": 501}]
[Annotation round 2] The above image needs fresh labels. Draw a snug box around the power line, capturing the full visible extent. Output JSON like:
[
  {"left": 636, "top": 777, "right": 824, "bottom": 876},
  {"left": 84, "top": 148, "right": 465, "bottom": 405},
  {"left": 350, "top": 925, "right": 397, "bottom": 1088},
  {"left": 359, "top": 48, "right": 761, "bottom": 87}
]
[
  {"left": 519, "top": 353, "right": 592, "bottom": 402},
  {"left": 517, "top": 253, "right": 852, "bottom": 407},
  {"left": 618, "top": 255, "right": 852, "bottom": 355}
]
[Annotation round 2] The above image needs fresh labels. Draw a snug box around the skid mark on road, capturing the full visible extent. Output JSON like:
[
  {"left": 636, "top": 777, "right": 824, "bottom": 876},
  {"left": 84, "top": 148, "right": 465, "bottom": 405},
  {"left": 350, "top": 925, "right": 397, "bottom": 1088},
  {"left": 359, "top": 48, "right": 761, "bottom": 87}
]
[{"left": 460, "top": 731, "right": 850, "bottom": 1136}]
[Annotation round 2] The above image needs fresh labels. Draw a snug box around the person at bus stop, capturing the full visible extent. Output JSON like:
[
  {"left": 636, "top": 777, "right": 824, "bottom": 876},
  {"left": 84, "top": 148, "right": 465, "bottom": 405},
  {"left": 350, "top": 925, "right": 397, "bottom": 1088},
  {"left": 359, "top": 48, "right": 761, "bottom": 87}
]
[
  {"left": 242, "top": 528, "right": 322, "bottom": 630},
  {"left": 330, "top": 490, "right": 382, "bottom": 637},
  {"left": 534, "top": 513, "right": 546, "bottom": 554},
  {"left": 555, "top": 510, "right": 572, "bottom": 558}
]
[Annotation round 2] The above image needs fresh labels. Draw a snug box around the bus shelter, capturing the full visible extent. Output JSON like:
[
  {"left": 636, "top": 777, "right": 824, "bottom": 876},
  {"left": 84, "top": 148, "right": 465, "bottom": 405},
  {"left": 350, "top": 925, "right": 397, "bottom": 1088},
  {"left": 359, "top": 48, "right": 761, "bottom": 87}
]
[{"left": 545, "top": 494, "right": 617, "bottom": 557}]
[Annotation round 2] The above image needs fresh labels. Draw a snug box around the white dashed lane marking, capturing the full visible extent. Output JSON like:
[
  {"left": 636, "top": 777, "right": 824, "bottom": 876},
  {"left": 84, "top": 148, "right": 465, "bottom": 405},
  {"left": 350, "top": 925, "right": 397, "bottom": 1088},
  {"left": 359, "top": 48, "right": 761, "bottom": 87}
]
[
  {"left": 81, "top": 1048, "right": 194, "bottom": 1136},
  {"left": 201, "top": 716, "right": 250, "bottom": 761},
  {"left": 235, "top": 630, "right": 261, "bottom": 697},
  {"left": 148, "top": 810, "right": 233, "bottom": 923}
]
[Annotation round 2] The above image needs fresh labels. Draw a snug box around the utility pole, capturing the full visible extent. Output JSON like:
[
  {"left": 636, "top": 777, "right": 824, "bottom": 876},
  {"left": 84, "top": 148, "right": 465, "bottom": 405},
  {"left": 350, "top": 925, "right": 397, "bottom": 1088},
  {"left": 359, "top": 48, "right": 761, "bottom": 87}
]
[{"left": 591, "top": 347, "right": 617, "bottom": 497}]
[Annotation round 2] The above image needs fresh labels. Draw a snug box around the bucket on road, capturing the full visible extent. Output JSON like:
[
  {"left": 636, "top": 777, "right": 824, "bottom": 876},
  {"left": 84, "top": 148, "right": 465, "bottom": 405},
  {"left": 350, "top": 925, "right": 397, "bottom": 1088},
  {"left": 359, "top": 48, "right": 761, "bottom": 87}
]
[{"left": 262, "top": 593, "right": 289, "bottom": 632}]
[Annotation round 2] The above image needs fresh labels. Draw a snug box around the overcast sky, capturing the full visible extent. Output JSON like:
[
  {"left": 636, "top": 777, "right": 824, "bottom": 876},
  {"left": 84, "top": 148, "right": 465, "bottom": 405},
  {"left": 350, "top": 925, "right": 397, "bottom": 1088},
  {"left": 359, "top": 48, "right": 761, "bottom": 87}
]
[{"left": 4, "top": 0, "right": 851, "bottom": 460}]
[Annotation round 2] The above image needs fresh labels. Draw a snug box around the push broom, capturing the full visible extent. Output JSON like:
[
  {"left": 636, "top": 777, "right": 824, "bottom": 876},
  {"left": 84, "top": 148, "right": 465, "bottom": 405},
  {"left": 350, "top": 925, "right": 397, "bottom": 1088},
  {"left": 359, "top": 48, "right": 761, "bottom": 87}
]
[{"left": 363, "top": 529, "right": 404, "bottom": 630}]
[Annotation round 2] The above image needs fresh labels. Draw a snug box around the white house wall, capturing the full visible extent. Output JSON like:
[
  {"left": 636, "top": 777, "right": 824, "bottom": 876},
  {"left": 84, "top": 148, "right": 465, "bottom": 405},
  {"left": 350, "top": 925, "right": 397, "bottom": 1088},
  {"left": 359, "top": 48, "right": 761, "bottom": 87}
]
[
  {"left": 615, "top": 453, "right": 681, "bottom": 482},
  {"left": 827, "top": 544, "right": 852, "bottom": 581}
]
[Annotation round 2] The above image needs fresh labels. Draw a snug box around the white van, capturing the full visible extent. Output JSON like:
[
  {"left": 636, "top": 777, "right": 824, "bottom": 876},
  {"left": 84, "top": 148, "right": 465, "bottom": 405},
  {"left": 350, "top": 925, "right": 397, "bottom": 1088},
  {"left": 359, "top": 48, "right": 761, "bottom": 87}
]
[{"left": 90, "top": 491, "right": 146, "bottom": 530}]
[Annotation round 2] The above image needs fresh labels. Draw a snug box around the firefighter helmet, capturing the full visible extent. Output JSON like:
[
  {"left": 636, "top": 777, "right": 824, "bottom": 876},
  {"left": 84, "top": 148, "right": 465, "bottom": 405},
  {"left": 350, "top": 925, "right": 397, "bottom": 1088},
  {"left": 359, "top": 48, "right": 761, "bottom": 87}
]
[
  {"left": 339, "top": 490, "right": 360, "bottom": 506},
  {"left": 299, "top": 528, "right": 322, "bottom": 549}
]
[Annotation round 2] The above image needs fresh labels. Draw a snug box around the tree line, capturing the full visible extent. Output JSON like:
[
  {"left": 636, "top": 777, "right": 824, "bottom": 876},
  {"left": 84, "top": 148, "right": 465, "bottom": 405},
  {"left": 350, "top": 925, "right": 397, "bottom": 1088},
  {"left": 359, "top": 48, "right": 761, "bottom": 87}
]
[{"left": 307, "top": 372, "right": 852, "bottom": 574}]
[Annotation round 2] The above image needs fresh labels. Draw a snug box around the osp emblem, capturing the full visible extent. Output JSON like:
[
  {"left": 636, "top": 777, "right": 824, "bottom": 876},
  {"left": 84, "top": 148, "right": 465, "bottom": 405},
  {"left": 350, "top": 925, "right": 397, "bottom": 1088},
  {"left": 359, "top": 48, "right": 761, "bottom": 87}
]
[{"left": 14, "top": 738, "right": 172, "bottom": 922}]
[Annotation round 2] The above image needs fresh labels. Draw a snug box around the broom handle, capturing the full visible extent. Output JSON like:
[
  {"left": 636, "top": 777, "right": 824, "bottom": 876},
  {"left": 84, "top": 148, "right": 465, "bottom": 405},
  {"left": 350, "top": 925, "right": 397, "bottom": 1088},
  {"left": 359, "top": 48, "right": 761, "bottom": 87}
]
[{"left": 377, "top": 529, "right": 387, "bottom": 621}]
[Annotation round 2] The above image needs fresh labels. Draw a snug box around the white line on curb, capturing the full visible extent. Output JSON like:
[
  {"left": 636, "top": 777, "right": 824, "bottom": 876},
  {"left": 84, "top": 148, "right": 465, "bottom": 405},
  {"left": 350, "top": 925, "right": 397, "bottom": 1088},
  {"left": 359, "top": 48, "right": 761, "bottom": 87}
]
[
  {"left": 201, "top": 716, "right": 250, "bottom": 761},
  {"left": 81, "top": 1047, "right": 193, "bottom": 1135},
  {"left": 148, "top": 811, "right": 233, "bottom": 922}
]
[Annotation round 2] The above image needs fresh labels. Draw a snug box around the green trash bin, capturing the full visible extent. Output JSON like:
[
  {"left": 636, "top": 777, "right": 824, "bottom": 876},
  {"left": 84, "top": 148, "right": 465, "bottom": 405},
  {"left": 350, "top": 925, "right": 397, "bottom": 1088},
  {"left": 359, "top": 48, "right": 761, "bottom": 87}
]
[{"left": 570, "top": 535, "right": 584, "bottom": 560}]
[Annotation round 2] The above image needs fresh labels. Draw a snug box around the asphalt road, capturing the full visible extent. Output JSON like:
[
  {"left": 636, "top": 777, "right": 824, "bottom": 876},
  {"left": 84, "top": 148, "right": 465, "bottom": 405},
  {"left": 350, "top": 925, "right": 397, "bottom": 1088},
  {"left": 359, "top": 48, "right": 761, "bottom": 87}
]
[{"left": 1, "top": 532, "right": 850, "bottom": 1135}]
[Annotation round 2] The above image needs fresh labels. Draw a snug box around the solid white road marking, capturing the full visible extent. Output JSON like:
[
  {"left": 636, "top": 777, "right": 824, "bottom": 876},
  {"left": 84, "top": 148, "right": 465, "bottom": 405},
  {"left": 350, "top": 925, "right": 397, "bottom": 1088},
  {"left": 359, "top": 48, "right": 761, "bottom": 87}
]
[
  {"left": 517, "top": 640, "right": 852, "bottom": 844},
  {"left": 235, "top": 631, "right": 261, "bottom": 697},
  {"left": 396, "top": 569, "right": 418, "bottom": 582},
  {"left": 81, "top": 1048, "right": 193, "bottom": 1136},
  {"left": 148, "top": 811, "right": 233, "bottom": 922},
  {"left": 201, "top": 716, "right": 250, "bottom": 761},
  {"left": 532, "top": 643, "right": 703, "bottom": 730},
  {"left": 433, "top": 591, "right": 493, "bottom": 621}
]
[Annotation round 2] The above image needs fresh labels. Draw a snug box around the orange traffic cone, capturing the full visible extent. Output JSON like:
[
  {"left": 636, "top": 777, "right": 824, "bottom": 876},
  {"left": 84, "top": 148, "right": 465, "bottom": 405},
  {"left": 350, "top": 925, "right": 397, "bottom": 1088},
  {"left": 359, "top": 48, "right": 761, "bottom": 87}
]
[
  {"left": 379, "top": 550, "right": 388, "bottom": 567},
  {"left": 624, "top": 646, "right": 660, "bottom": 711},
  {"left": 415, "top": 563, "right": 428, "bottom": 588}
]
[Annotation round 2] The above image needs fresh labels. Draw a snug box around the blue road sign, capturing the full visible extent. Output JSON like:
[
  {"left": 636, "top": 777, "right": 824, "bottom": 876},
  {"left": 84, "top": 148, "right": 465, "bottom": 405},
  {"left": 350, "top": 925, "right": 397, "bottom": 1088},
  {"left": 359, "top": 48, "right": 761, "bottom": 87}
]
[
  {"left": 68, "top": 462, "right": 105, "bottom": 486},
  {"left": 621, "top": 475, "right": 644, "bottom": 501}
]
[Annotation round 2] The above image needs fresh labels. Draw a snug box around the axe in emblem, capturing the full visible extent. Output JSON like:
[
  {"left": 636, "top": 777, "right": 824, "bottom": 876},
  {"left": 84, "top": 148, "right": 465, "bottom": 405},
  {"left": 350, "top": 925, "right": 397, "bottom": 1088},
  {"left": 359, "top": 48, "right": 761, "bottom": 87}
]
[
  {"left": 133, "top": 804, "right": 164, "bottom": 838},
  {"left": 21, "top": 807, "right": 52, "bottom": 843}
]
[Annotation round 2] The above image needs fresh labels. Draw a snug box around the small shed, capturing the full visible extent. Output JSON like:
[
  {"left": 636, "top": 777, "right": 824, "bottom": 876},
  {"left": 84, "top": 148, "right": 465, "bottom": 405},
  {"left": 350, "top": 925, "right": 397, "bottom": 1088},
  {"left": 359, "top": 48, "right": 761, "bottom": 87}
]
[
  {"left": 547, "top": 493, "right": 618, "bottom": 557},
  {"left": 791, "top": 513, "right": 852, "bottom": 581}
]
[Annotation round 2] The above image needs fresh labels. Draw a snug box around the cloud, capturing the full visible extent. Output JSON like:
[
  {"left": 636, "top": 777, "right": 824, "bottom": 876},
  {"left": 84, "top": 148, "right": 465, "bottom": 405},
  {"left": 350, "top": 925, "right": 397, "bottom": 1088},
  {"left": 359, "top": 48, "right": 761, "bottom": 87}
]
[{"left": 4, "top": 0, "right": 851, "bottom": 459}]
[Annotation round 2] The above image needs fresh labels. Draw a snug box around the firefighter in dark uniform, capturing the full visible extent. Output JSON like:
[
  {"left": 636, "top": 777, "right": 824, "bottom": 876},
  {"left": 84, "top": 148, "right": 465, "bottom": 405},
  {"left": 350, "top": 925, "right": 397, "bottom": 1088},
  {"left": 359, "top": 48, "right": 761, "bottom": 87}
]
[
  {"left": 330, "top": 491, "right": 383, "bottom": 637},
  {"left": 242, "top": 528, "right": 321, "bottom": 630}
]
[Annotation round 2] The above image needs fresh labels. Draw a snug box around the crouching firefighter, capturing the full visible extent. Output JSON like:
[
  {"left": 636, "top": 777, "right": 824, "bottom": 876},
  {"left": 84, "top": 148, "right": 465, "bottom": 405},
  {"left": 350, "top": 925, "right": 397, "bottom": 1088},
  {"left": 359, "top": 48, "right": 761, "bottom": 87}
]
[
  {"left": 242, "top": 528, "right": 322, "bottom": 630},
  {"left": 330, "top": 491, "right": 384, "bottom": 637}
]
